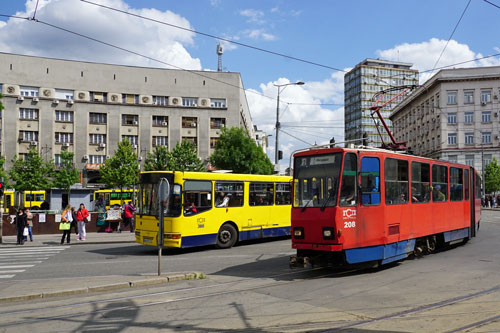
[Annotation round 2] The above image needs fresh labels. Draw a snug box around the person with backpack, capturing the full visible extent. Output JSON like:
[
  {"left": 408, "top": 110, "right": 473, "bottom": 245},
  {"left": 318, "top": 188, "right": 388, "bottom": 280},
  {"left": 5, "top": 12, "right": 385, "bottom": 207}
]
[{"left": 76, "top": 203, "right": 90, "bottom": 241}]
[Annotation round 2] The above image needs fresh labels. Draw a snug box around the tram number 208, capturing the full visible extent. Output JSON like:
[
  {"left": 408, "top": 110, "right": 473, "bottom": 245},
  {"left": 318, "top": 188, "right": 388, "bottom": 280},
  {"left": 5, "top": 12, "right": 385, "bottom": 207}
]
[{"left": 344, "top": 221, "right": 356, "bottom": 229}]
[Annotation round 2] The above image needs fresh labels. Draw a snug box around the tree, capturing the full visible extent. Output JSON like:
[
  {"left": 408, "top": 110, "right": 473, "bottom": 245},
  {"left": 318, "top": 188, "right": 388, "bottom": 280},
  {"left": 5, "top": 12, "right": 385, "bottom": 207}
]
[
  {"left": 99, "top": 139, "right": 139, "bottom": 206},
  {"left": 0, "top": 155, "right": 8, "bottom": 186},
  {"left": 144, "top": 146, "right": 170, "bottom": 171},
  {"left": 485, "top": 157, "right": 500, "bottom": 194},
  {"left": 210, "top": 127, "right": 274, "bottom": 174},
  {"left": 9, "top": 147, "right": 55, "bottom": 206},
  {"left": 53, "top": 150, "right": 80, "bottom": 203},
  {"left": 167, "top": 141, "right": 204, "bottom": 172}
]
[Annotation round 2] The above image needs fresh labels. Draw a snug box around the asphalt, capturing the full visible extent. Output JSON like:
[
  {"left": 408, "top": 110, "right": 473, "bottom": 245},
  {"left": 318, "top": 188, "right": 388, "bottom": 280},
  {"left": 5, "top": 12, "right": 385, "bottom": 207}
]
[{"left": 0, "top": 232, "right": 203, "bottom": 303}]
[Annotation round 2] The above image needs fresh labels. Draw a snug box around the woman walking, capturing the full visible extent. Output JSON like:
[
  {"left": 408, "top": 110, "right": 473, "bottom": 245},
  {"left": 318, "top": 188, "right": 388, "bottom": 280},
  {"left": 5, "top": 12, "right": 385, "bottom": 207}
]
[
  {"left": 14, "top": 208, "right": 27, "bottom": 245},
  {"left": 60, "top": 204, "right": 73, "bottom": 244},
  {"left": 24, "top": 207, "right": 34, "bottom": 242},
  {"left": 76, "top": 203, "right": 90, "bottom": 241}
]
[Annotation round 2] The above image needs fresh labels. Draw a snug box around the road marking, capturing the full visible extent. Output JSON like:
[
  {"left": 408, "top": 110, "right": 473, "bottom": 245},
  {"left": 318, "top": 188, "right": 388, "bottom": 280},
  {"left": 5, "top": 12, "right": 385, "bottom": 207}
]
[
  {"left": 0, "top": 275, "right": 16, "bottom": 279},
  {"left": 0, "top": 265, "right": 34, "bottom": 269},
  {"left": 0, "top": 246, "right": 69, "bottom": 279},
  {"left": 0, "top": 270, "right": 25, "bottom": 273},
  {"left": 0, "top": 253, "right": 59, "bottom": 257}
]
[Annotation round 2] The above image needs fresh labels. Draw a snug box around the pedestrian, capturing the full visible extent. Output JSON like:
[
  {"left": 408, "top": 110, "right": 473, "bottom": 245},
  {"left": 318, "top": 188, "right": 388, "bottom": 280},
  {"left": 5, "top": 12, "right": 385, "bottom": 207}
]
[
  {"left": 123, "top": 201, "right": 135, "bottom": 233},
  {"left": 14, "top": 208, "right": 27, "bottom": 245},
  {"left": 24, "top": 207, "right": 33, "bottom": 242},
  {"left": 76, "top": 203, "right": 89, "bottom": 241},
  {"left": 71, "top": 206, "right": 78, "bottom": 236},
  {"left": 60, "top": 204, "right": 73, "bottom": 244}
]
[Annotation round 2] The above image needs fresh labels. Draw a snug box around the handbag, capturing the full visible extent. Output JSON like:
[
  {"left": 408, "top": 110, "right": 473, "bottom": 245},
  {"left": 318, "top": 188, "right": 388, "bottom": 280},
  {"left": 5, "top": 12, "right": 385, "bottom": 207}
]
[
  {"left": 23, "top": 227, "right": 29, "bottom": 236},
  {"left": 59, "top": 222, "right": 71, "bottom": 230}
]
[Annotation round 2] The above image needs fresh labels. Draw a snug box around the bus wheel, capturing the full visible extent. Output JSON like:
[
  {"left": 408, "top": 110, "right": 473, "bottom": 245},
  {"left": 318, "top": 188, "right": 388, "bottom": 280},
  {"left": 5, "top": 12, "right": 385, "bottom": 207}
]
[{"left": 216, "top": 224, "right": 237, "bottom": 249}]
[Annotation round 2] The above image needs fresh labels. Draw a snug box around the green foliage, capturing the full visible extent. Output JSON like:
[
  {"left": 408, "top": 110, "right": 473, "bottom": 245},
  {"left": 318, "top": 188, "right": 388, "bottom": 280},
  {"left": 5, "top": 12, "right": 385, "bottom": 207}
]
[
  {"left": 99, "top": 139, "right": 139, "bottom": 194},
  {"left": 53, "top": 150, "right": 80, "bottom": 199},
  {"left": 485, "top": 157, "right": 500, "bottom": 194},
  {"left": 9, "top": 147, "right": 54, "bottom": 191},
  {"left": 0, "top": 93, "right": 4, "bottom": 113},
  {"left": 0, "top": 155, "right": 8, "bottom": 186},
  {"left": 209, "top": 127, "right": 274, "bottom": 174},
  {"left": 144, "top": 146, "right": 170, "bottom": 171},
  {"left": 167, "top": 141, "right": 205, "bottom": 172}
]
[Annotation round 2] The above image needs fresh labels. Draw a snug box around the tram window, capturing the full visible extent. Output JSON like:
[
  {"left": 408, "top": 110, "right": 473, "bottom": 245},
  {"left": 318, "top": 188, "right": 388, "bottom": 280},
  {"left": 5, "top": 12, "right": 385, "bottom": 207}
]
[
  {"left": 339, "top": 153, "right": 357, "bottom": 206},
  {"left": 464, "top": 169, "right": 469, "bottom": 200},
  {"left": 475, "top": 173, "right": 481, "bottom": 198},
  {"left": 361, "top": 157, "right": 380, "bottom": 205},
  {"left": 385, "top": 158, "right": 409, "bottom": 205},
  {"left": 249, "top": 183, "right": 274, "bottom": 206},
  {"left": 432, "top": 164, "right": 448, "bottom": 202},
  {"left": 183, "top": 181, "right": 212, "bottom": 216},
  {"left": 411, "top": 162, "right": 431, "bottom": 203},
  {"left": 275, "top": 183, "right": 291, "bottom": 205},
  {"left": 215, "top": 182, "right": 244, "bottom": 207},
  {"left": 450, "top": 167, "right": 463, "bottom": 201}
]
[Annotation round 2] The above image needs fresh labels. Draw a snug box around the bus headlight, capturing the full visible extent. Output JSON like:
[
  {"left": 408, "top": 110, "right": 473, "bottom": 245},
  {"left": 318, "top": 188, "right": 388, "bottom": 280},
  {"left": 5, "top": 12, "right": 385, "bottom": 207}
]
[
  {"left": 323, "top": 227, "right": 334, "bottom": 240},
  {"left": 293, "top": 227, "right": 304, "bottom": 239}
]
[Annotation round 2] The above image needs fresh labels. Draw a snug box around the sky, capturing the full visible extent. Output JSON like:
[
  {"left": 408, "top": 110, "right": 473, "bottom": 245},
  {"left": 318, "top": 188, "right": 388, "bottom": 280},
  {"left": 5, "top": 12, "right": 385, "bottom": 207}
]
[{"left": 1, "top": 0, "right": 500, "bottom": 167}]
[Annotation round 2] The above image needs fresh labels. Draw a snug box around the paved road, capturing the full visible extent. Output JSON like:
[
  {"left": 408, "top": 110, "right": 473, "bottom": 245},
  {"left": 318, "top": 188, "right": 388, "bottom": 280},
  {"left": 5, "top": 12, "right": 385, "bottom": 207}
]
[{"left": 0, "top": 211, "right": 498, "bottom": 332}]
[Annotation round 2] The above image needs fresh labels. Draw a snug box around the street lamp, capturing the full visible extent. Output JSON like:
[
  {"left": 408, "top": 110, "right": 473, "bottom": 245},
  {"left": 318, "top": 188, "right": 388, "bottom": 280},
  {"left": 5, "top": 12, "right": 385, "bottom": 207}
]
[{"left": 274, "top": 81, "right": 305, "bottom": 169}]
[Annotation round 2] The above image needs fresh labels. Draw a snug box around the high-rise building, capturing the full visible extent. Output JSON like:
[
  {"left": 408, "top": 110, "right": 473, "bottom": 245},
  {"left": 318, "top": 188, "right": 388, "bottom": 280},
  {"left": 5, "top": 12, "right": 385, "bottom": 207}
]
[
  {"left": 344, "top": 59, "right": 418, "bottom": 146},
  {"left": 0, "top": 52, "right": 255, "bottom": 186}
]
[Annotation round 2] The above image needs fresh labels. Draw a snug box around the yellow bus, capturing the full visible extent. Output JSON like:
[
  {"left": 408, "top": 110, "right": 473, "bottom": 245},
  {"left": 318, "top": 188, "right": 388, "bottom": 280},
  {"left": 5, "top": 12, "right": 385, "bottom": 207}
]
[
  {"left": 135, "top": 171, "right": 292, "bottom": 248},
  {"left": 94, "top": 189, "right": 136, "bottom": 210},
  {"left": 2, "top": 190, "right": 46, "bottom": 213}
]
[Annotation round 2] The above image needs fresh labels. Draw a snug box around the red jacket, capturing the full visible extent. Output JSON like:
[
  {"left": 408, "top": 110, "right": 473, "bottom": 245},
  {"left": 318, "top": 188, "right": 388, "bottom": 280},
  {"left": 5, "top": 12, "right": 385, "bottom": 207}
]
[
  {"left": 124, "top": 204, "right": 135, "bottom": 218},
  {"left": 76, "top": 208, "right": 89, "bottom": 222}
]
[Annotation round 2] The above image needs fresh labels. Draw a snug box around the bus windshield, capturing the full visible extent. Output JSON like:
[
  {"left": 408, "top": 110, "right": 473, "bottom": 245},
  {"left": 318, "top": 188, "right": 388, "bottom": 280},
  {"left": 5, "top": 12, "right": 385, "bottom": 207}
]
[
  {"left": 138, "top": 173, "right": 181, "bottom": 217},
  {"left": 293, "top": 153, "right": 342, "bottom": 208}
]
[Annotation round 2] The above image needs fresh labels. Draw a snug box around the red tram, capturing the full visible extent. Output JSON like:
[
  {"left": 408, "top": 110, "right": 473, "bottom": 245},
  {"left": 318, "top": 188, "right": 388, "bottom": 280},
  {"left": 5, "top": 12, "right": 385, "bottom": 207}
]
[{"left": 291, "top": 146, "right": 481, "bottom": 267}]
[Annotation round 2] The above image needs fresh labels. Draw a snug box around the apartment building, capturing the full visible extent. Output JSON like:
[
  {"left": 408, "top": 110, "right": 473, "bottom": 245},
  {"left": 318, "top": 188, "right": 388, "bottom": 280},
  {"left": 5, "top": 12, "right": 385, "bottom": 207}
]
[{"left": 0, "top": 52, "right": 254, "bottom": 186}]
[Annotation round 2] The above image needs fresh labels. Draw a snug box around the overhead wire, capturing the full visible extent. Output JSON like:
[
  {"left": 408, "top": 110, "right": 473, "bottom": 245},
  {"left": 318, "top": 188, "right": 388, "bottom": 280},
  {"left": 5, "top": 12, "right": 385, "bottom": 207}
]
[
  {"left": 483, "top": 0, "right": 500, "bottom": 10},
  {"left": 280, "top": 130, "right": 314, "bottom": 146}
]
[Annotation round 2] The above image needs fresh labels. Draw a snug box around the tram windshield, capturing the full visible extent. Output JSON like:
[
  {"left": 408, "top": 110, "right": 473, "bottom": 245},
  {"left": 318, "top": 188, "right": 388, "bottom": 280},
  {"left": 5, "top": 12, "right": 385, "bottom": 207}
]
[
  {"left": 138, "top": 173, "right": 182, "bottom": 217},
  {"left": 293, "top": 153, "right": 342, "bottom": 208}
]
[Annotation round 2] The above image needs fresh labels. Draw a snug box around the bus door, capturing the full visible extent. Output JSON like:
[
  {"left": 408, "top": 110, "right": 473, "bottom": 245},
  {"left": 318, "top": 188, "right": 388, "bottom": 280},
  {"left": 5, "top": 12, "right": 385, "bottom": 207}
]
[
  {"left": 183, "top": 180, "right": 213, "bottom": 234},
  {"left": 248, "top": 182, "right": 274, "bottom": 232},
  {"left": 104, "top": 193, "right": 110, "bottom": 208},
  {"left": 2, "top": 192, "right": 12, "bottom": 214},
  {"left": 355, "top": 154, "right": 384, "bottom": 248}
]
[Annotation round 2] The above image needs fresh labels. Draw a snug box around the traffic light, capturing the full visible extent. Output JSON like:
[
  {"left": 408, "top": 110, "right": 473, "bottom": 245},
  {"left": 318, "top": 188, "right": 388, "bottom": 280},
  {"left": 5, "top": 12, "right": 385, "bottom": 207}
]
[
  {"left": 362, "top": 133, "right": 368, "bottom": 146},
  {"left": 278, "top": 150, "right": 283, "bottom": 161},
  {"left": 0, "top": 181, "right": 4, "bottom": 197},
  {"left": 329, "top": 137, "right": 335, "bottom": 148}
]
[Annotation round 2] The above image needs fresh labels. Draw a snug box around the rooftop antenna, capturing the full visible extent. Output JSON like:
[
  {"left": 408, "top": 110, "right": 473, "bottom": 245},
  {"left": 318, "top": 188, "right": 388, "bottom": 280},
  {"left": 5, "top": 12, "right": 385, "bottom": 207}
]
[{"left": 216, "top": 42, "right": 224, "bottom": 72}]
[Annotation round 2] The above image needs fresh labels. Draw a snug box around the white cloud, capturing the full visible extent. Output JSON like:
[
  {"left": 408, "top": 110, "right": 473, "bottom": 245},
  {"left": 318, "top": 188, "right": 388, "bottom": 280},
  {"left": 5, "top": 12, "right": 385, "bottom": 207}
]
[
  {"left": 245, "top": 29, "right": 276, "bottom": 41},
  {"left": 376, "top": 38, "right": 500, "bottom": 83},
  {"left": 239, "top": 9, "right": 265, "bottom": 24},
  {"left": 0, "top": 0, "right": 202, "bottom": 70},
  {"left": 247, "top": 74, "right": 346, "bottom": 165}
]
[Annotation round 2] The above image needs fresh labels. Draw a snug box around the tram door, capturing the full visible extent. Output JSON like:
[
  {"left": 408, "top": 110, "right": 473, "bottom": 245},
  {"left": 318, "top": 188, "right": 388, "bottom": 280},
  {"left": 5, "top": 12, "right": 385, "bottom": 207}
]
[{"left": 467, "top": 168, "right": 475, "bottom": 238}]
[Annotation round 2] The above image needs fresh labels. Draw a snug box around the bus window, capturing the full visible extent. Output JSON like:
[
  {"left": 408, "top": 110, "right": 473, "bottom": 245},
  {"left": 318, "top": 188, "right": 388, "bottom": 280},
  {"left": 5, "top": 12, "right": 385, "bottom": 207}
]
[
  {"left": 215, "top": 182, "right": 244, "bottom": 207},
  {"left": 275, "top": 183, "right": 291, "bottom": 205},
  {"left": 249, "top": 183, "right": 274, "bottom": 206},
  {"left": 385, "top": 158, "right": 409, "bottom": 205},
  {"left": 432, "top": 164, "right": 448, "bottom": 202},
  {"left": 361, "top": 157, "right": 380, "bottom": 205},
  {"left": 450, "top": 167, "right": 463, "bottom": 201},
  {"left": 411, "top": 162, "right": 431, "bottom": 203},
  {"left": 464, "top": 169, "right": 469, "bottom": 201},
  {"left": 339, "top": 153, "right": 357, "bottom": 206},
  {"left": 183, "top": 180, "right": 212, "bottom": 216}
]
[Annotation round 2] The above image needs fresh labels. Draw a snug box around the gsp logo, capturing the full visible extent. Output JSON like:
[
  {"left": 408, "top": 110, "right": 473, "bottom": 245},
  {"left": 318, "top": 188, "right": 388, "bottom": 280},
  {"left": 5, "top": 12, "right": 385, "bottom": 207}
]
[{"left": 343, "top": 208, "right": 356, "bottom": 219}]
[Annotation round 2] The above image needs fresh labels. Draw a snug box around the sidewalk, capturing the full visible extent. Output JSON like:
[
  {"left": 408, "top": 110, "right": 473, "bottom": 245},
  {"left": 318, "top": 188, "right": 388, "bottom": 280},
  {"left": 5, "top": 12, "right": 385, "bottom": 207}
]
[{"left": 0, "top": 231, "right": 136, "bottom": 247}]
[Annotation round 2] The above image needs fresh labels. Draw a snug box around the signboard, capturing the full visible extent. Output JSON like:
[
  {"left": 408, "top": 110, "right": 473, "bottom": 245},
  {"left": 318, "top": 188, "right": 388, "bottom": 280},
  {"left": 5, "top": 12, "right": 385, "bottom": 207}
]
[
  {"left": 38, "top": 213, "right": 46, "bottom": 223},
  {"left": 106, "top": 209, "right": 122, "bottom": 221}
]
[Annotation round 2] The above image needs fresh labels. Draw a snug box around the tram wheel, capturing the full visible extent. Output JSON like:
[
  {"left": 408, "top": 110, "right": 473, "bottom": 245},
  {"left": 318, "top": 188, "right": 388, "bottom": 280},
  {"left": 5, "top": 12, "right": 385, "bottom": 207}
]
[{"left": 216, "top": 224, "right": 237, "bottom": 249}]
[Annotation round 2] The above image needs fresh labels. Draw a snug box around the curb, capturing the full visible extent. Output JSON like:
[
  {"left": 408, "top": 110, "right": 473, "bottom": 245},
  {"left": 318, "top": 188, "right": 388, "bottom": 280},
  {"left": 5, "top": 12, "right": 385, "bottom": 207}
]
[{"left": 0, "top": 272, "right": 204, "bottom": 304}]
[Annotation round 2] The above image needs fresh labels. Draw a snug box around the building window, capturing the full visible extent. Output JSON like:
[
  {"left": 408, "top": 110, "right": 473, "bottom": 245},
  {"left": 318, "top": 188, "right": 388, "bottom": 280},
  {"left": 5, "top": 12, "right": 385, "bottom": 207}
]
[
  {"left": 19, "top": 131, "right": 38, "bottom": 142},
  {"left": 19, "top": 108, "right": 38, "bottom": 120},
  {"left": 211, "top": 98, "right": 226, "bottom": 108},
  {"left": 55, "top": 132, "right": 73, "bottom": 144},
  {"left": 465, "top": 133, "right": 474, "bottom": 145},
  {"left": 122, "top": 135, "right": 138, "bottom": 145},
  {"left": 55, "top": 111, "right": 74, "bottom": 122},
  {"left": 89, "top": 112, "right": 107, "bottom": 124},
  {"left": 447, "top": 91, "right": 457, "bottom": 105},
  {"left": 465, "top": 155, "right": 474, "bottom": 167},
  {"left": 122, "top": 114, "right": 138, "bottom": 125},
  {"left": 54, "top": 154, "right": 62, "bottom": 168},
  {"left": 210, "top": 137, "right": 219, "bottom": 148},
  {"left": 152, "top": 96, "right": 168, "bottom": 106},
  {"left": 464, "top": 112, "right": 474, "bottom": 124},
  {"left": 152, "top": 136, "right": 168, "bottom": 147},
  {"left": 182, "top": 117, "right": 197, "bottom": 128},
  {"left": 89, "top": 155, "right": 106, "bottom": 164},
  {"left": 464, "top": 91, "right": 474, "bottom": 104},
  {"left": 152, "top": 116, "right": 168, "bottom": 127},
  {"left": 90, "top": 92, "right": 107, "bottom": 102},
  {"left": 481, "top": 111, "right": 491, "bottom": 123},
  {"left": 89, "top": 134, "right": 106, "bottom": 144},
  {"left": 55, "top": 89, "right": 74, "bottom": 100},
  {"left": 448, "top": 155, "right": 458, "bottom": 163},
  {"left": 448, "top": 133, "right": 457, "bottom": 145},
  {"left": 447, "top": 113, "right": 456, "bottom": 124},
  {"left": 20, "top": 86, "right": 39, "bottom": 97},
  {"left": 482, "top": 132, "right": 491, "bottom": 144},
  {"left": 484, "top": 154, "right": 492, "bottom": 167},
  {"left": 210, "top": 118, "right": 226, "bottom": 129},
  {"left": 481, "top": 90, "right": 491, "bottom": 104},
  {"left": 123, "top": 94, "right": 139, "bottom": 104},
  {"left": 182, "top": 97, "right": 198, "bottom": 107},
  {"left": 182, "top": 137, "right": 197, "bottom": 148}
]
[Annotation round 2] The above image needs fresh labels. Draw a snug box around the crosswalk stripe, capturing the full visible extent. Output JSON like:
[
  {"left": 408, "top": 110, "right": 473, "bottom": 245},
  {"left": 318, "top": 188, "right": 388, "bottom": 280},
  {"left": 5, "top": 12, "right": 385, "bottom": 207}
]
[
  {"left": 0, "top": 275, "right": 16, "bottom": 279},
  {"left": 0, "top": 252, "right": 59, "bottom": 256},
  {"left": 0, "top": 265, "right": 34, "bottom": 269},
  {"left": 0, "top": 246, "right": 70, "bottom": 251},
  {"left": 0, "top": 259, "right": 45, "bottom": 263},
  {"left": 0, "top": 248, "right": 67, "bottom": 253},
  {"left": 0, "top": 270, "right": 25, "bottom": 273}
]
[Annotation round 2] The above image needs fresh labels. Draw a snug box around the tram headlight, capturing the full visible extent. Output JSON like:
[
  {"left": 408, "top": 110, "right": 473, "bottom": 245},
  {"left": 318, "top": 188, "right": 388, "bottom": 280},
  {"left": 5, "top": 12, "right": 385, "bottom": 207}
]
[
  {"left": 323, "top": 227, "right": 335, "bottom": 240},
  {"left": 293, "top": 227, "right": 304, "bottom": 239}
]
